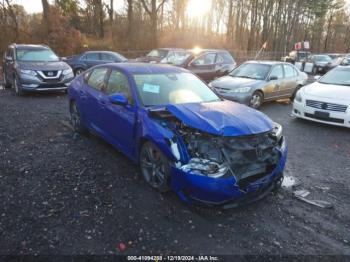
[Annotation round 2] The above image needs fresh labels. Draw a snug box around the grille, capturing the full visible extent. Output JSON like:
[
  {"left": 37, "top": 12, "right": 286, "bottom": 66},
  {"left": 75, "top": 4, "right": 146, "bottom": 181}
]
[
  {"left": 42, "top": 70, "right": 59, "bottom": 77},
  {"left": 306, "top": 100, "right": 347, "bottom": 113}
]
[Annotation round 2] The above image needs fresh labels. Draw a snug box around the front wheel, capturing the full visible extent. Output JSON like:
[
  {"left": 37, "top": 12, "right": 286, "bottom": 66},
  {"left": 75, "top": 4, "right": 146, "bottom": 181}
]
[
  {"left": 74, "top": 68, "right": 84, "bottom": 76},
  {"left": 249, "top": 91, "right": 263, "bottom": 109},
  {"left": 140, "top": 142, "right": 171, "bottom": 192}
]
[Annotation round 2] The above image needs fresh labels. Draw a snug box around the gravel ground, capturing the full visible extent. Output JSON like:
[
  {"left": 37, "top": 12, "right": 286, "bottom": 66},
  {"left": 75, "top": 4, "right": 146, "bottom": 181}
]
[{"left": 0, "top": 87, "right": 350, "bottom": 256}]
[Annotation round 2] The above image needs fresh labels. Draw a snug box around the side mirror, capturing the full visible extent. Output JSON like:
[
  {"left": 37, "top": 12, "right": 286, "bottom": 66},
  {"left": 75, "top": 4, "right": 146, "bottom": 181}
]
[
  {"left": 109, "top": 93, "right": 128, "bottom": 106},
  {"left": 269, "top": 75, "right": 278, "bottom": 81}
]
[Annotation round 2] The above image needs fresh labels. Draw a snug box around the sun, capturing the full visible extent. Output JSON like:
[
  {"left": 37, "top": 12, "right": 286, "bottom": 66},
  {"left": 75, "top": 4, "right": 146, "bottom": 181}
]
[{"left": 186, "top": 0, "right": 212, "bottom": 19}]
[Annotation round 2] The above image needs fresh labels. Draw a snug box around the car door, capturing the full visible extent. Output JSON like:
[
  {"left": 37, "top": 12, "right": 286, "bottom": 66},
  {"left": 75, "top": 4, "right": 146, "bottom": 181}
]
[
  {"left": 264, "top": 65, "right": 284, "bottom": 100},
  {"left": 186, "top": 53, "right": 217, "bottom": 82},
  {"left": 99, "top": 70, "right": 137, "bottom": 156},
  {"left": 4, "top": 47, "right": 15, "bottom": 84},
  {"left": 281, "top": 64, "right": 298, "bottom": 97},
  {"left": 81, "top": 67, "right": 109, "bottom": 133}
]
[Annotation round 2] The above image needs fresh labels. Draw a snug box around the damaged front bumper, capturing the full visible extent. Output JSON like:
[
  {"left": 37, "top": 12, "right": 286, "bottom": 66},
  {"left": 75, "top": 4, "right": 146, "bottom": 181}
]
[{"left": 170, "top": 137, "right": 287, "bottom": 207}]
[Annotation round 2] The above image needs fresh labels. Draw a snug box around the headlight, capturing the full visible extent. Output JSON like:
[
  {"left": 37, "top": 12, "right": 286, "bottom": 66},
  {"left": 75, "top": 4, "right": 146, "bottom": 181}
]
[
  {"left": 272, "top": 122, "right": 283, "bottom": 141},
  {"left": 20, "top": 69, "right": 37, "bottom": 76},
  {"left": 294, "top": 90, "right": 302, "bottom": 102},
  {"left": 63, "top": 68, "right": 73, "bottom": 75},
  {"left": 181, "top": 158, "right": 228, "bottom": 178},
  {"left": 229, "top": 86, "right": 251, "bottom": 93}
]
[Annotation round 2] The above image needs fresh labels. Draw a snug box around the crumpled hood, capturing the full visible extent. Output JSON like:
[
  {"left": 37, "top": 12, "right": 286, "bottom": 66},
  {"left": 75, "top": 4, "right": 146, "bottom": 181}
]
[
  {"left": 304, "top": 82, "right": 350, "bottom": 101},
  {"left": 166, "top": 100, "right": 273, "bottom": 136},
  {"left": 210, "top": 76, "right": 263, "bottom": 90},
  {"left": 18, "top": 61, "right": 71, "bottom": 71}
]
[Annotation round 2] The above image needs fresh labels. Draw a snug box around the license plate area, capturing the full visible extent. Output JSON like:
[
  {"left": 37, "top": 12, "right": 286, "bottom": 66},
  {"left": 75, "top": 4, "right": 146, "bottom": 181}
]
[{"left": 314, "top": 111, "right": 330, "bottom": 119}]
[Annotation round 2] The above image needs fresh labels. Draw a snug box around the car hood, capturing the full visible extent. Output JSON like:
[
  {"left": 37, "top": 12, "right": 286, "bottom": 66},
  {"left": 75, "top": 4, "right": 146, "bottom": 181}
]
[
  {"left": 164, "top": 100, "right": 273, "bottom": 136},
  {"left": 18, "top": 61, "right": 71, "bottom": 71},
  {"left": 303, "top": 82, "right": 350, "bottom": 101},
  {"left": 211, "top": 76, "right": 263, "bottom": 89}
]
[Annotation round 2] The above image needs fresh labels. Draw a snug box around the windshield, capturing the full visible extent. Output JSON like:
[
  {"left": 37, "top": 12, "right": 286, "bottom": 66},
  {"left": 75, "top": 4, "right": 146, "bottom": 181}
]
[
  {"left": 229, "top": 63, "right": 271, "bottom": 80},
  {"left": 16, "top": 49, "right": 59, "bottom": 62},
  {"left": 318, "top": 68, "right": 350, "bottom": 86},
  {"left": 160, "top": 51, "right": 191, "bottom": 65},
  {"left": 133, "top": 73, "right": 220, "bottom": 106},
  {"left": 314, "top": 55, "right": 332, "bottom": 62},
  {"left": 147, "top": 49, "right": 168, "bottom": 58}
]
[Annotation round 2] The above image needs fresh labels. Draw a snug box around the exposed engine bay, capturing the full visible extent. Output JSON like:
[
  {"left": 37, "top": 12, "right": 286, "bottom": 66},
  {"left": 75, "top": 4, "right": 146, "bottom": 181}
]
[{"left": 149, "top": 108, "right": 283, "bottom": 189}]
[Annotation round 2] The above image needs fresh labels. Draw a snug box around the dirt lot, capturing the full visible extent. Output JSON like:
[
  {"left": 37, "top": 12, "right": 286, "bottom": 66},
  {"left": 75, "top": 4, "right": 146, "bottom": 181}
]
[{"left": 0, "top": 87, "right": 350, "bottom": 257}]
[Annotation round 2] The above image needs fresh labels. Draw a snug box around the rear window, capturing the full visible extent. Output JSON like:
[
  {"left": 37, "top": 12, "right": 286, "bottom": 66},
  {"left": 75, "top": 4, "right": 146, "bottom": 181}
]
[{"left": 216, "top": 52, "right": 235, "bottom": 63}]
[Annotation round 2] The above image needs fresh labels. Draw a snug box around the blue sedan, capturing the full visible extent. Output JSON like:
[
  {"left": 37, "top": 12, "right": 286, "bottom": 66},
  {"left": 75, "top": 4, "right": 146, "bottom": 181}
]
[{"left": 68, "top": 63, "right": 287, "bottom": 208}]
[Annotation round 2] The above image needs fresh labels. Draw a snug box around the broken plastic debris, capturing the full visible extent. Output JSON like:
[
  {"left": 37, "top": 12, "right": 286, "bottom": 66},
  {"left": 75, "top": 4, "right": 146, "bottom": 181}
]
[
  {"left": 117, "top": 242, "right": 127, "bottom": 252},
  {"left": 282, "top": 176, "right": 300, "bottom": 188},
  {"left": 294, "top": 189, "right": 310, "bottom": 198},
  {"left": 295, "top": 197, "right": 333, "bottom": 209}
]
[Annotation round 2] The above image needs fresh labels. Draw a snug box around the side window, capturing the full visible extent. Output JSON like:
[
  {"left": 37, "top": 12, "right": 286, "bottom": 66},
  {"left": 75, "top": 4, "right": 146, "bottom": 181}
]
[
  {"left": 192, "top": 53, "right": 216, "bottom": 66},
  {"left": 270, "top": 65, "right": 284, "bottom": 79},
  {"left": 86, "top": 53, "right": 100, "bottom": 61},
  {"left": 87, "top": 68, "right": 108, "bottom": 90},
  {"left": 101, "top": 53, "right": 116, "bottom": 62},
  {"left": 283, "top": 65, "right": 295, "bottom": 78},
  {"left": 106, "top": 70, "right": 133, "bottom": 104}
]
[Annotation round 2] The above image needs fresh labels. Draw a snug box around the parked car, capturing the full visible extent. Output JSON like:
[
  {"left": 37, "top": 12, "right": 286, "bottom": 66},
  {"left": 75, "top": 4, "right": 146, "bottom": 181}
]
[
  {"left": 284, "top": 50, "right": 311, "bottom": 64},
  {"left": 161, "top": 49, "right": 237, "bottom": 82},
  {"left": 324, "top": 53, "right": 343, "bottom": 60},
  {"left": 68, "top": 63, "right": 287, "bottom": 207},
  {"left": 293, "top": 66, "right": 350, "bottom": 128},
  {"left": 136, "top": 48, "right": 184, "bottom": 63},
  {"left": 209, "top": 61, "right": 308, "bottom": 108},
  {"left": 2, "top": 44, "right": 74, "bottom": 96},
  {"left": 307, "top": 54, "right": 333, "bottom": 75},
  {"left": 340, "top": 56, "right": 350, "bottom": 66},
  {"left": 64, "top": 51, "right": 127, "bottom": 75}
]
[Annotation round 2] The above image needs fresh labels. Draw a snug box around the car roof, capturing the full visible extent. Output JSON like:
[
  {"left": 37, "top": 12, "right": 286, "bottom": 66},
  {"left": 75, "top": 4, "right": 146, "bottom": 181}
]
[
  {"left": 155, "top": 48, "right": 185, "bottom": 51},
  {"left": 103, "top": 62, "right": 188, "bottom": 74},
  {"left": 244, "top": 60, "right": 289, "bottom": 65},
  {"left": 85, "top": 50, "right": 119, "bottom": 54},
  {"left": 12, "top": 44, "right": 49, "bottom": 50}
]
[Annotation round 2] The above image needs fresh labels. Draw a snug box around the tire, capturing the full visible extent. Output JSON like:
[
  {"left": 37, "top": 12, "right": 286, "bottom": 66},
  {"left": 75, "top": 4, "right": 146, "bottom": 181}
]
[
  {"left": 13, "top": 76, "right": 24, "bottom": 96},
  {"left": 69, "top": 101, "right": 87, "bottom": 133},
  {"left": 290, "top": 85, "right": 302, "bottom": 101},
  {"left": 74, "top": 68, "right": 84, "bottom": 76},
  {"left": 249, "top": 91, "right": 263, "bottom": 109},
  {"left": 3, "top": 71, "right": 11, "bottom": 89},
  {"left": 139, "top": 141, "right": 171, "bottom": 192}
]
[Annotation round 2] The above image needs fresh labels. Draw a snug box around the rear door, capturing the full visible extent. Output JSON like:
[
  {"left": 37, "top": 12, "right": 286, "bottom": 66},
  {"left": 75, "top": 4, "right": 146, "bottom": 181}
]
[
  {"left": 265, "top": 65, "right": 284, "bottom": 99},
  {"left": 81, "top": 67, "right": 109, "bottom": 133},
  {"left": 84, "top": 52, "right": 102, "bottom": 68},
  {"left": 281, "top": 64, "right": 298, "bottom": 97},
  {"left": 186, "top": 53, "right": 217, "bottom": 82}
]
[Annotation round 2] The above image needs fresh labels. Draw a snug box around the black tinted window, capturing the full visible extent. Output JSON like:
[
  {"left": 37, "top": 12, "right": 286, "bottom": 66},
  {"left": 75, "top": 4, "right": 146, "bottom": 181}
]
[
  {"left": 87, "top": 68, "right": 108, "bottom": 90},
  {"left": 86, "top": 53, "right": 100, "bottom": 61}
]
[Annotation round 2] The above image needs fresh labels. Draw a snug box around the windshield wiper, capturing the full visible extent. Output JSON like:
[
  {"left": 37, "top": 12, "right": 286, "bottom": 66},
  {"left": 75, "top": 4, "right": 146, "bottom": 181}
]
[{"left": 235, "top": 76, "right": 257, "bottom": 79}]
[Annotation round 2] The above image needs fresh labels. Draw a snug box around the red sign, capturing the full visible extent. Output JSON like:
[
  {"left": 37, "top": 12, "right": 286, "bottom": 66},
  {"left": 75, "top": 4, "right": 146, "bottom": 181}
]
[{"left": 295, "top": 42, "right": 302, "bottom": 50}]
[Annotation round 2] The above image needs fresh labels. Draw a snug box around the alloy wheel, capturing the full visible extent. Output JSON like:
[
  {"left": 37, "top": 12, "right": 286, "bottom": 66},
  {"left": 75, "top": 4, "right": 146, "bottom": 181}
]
[
  {"left": 250, "top": 92, "right": 262, "bottom": 108},
  {"left": 140, "top": 142, "right": 169, "bottom": 191}
]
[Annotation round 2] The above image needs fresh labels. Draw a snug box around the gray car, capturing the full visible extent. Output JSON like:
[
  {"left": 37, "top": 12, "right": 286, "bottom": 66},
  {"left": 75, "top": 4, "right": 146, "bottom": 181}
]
[{"left": 209, "top": 61, "right": 308, "bottom": 108}]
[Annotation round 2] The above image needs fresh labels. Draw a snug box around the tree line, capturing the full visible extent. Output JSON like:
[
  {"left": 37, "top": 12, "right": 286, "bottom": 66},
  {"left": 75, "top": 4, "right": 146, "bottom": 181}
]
[{"left": 0, "top": 0, "right": 349, "bottom": 58}]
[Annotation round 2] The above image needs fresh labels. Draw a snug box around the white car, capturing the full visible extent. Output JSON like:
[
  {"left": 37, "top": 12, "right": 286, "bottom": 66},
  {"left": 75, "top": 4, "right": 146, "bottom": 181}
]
[{"left": 293, "top": 66, "right": 350, "bottom": 128}]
